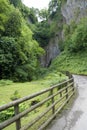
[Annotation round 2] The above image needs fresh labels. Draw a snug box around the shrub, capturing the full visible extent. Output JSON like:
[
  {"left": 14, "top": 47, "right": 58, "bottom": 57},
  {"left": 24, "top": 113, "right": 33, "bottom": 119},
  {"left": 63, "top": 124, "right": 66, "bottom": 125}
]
[
  {"left": 0, "top": 37, "right": 19, "bottom": 79},
  {"left": 0, "top": 80, "right": 13, "bottom": 86},
  {"left": 64, "top": 18, "right": 87, "bottom": 52},
  {"left": 0, "top": 102, "right": 28, "bottom": 122},
  {"left": 0, "top": 107, "right": 14, "bottom": 122},
  {"left": 10, "top": 90, "right": 21, "bottom": 101}
]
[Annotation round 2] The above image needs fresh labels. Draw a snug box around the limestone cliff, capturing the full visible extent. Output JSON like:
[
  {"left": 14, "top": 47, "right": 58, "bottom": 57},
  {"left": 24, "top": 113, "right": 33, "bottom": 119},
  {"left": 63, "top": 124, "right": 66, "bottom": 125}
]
[
  {"left": 41, "top": 0, "right": 87, "bottom": 67},
  {"left": 62, "top": 0, "right": 87, "bottom": 24},
  {"left": 40, "top": 36, "right": 60, "bottom": 67}
]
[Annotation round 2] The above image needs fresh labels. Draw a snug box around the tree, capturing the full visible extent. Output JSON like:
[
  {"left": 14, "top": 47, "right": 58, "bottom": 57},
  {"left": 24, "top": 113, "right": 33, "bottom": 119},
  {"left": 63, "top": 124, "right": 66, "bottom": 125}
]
[
  {"left": 28, "top": 8, "right": 38, "bottom": 24},
  {"left": 5, "top": 9, "right": 22, "bottom": 37},
  {"left": 9, "top": 0, "right": 22, "bottom": 7},
  {"left": 33, "top": 21, "right": 51, "bottom": 47},
  {"left": 0, "top": 37, "right": 19, "bottom": 79},
  {"left": 0, "top": 0, "right": 13, "bottom": 35},
  {"left": 13, "top": 20, "right": 44, "bottom": 81},
  {"left": 39, "top": 9, "right": 48, "bottom": 21},
  {"left": 48, "top": 0, "right": 61, "bottom": 18},
  {"left": 0, "top": 0, "right": 44, "bottom": 81},
  {"left": 64, "top": 18, "right": 87, "bottom": 52}
]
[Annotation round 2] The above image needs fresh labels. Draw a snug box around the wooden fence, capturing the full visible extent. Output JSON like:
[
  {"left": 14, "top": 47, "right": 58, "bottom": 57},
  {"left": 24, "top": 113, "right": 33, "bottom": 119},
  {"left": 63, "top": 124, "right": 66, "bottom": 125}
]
[{"left": 0, "top": 76, "right": 74, "bottom": 130}]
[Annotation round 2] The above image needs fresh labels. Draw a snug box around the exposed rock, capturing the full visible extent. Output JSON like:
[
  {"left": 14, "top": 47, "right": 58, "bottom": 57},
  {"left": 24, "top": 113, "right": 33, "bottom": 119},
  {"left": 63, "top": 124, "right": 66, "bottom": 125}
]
[
  {"left": 41, "top": 0, "right": 87, "bottom": 67},
  {"left": 40, "top": 36, "right": 60, "bottom": 67},
  {"left": 61, "top": 0, "right": 87, "bottom": 24}
]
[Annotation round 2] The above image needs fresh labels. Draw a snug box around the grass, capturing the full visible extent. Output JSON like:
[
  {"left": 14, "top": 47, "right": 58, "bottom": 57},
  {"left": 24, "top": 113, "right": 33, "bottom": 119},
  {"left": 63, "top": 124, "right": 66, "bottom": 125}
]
[
  {"left": 2, "top": 48, "right": 86, "bottom": 130},
  {"left": 0, "top": 71, "right": 68, "bottom": 130},
  {"left": 4, "top": 86, "right": 73, "bottom": 130},
  {"left": 1, "top": 48, "right": 86, "bottom": 129},
  {"left": 50, "top": 51, "right": 87, "bottom": 75},
  {"left": 0, "top": 71, "right": 67, "bottom": 104}
]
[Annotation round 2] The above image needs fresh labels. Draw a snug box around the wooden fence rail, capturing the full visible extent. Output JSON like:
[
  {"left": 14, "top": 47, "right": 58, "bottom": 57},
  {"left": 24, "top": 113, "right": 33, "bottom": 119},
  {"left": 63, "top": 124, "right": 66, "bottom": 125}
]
[{"left": 0, "top": 76, "right": 75, "bottom": 130}]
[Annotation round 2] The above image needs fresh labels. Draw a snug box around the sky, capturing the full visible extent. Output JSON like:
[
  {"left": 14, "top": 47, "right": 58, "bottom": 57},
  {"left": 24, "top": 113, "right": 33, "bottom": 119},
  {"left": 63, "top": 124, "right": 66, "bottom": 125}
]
[{"left": 22, "top": 0, "right": 50, "bottom": 10}]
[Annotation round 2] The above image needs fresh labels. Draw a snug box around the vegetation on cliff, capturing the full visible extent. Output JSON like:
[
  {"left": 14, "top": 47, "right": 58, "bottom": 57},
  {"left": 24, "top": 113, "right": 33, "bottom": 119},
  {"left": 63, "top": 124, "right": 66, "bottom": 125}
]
[
  {"left": 50, "top": 17, "right": 87, "bottom": 75},
  {"left": 0, "top": 0, "right": 87, "bottom": 81},
  {"left": 0, "top": 0, "right": 44, "bottom": 81}
]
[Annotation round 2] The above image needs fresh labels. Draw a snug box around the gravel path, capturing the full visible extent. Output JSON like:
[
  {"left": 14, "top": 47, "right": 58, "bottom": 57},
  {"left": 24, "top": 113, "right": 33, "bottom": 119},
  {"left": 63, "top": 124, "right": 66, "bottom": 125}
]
[{"left": 47, "top": 75, "right": 87, "bottom": 130}]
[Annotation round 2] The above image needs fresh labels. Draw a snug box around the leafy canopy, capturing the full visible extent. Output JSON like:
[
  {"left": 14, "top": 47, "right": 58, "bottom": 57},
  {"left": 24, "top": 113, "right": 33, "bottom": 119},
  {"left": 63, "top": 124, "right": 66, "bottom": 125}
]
[
  {"left": 64, "top": 18, "right": 87, "bottom": 52},
  {"left": 0, "top": 0, "right": 44, "bottom": 81}
]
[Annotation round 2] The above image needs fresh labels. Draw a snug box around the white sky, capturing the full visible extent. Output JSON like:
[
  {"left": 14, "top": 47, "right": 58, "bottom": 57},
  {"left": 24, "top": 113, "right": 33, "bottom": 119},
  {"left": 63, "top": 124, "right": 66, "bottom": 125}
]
[{"left": 22, "top": 0, "right": 50, "bottom": 10}]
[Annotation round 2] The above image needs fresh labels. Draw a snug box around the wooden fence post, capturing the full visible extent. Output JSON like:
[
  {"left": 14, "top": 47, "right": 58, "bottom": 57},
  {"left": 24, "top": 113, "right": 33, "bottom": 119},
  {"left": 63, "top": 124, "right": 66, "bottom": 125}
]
[
  {"left": 14, "top": 104, "right": 21, "bottom": 130},
  {"left": 50, "top": 88, "right": 55, "bottom": 114},
  {"left": 72, "top": 78, "right": 74, "bottom": 93},
  {"left": 59, "top": 85, "right": 62, "bottom": 97},
  {"left": 65, "top": 82, "right": 68, "bottom": 103}
]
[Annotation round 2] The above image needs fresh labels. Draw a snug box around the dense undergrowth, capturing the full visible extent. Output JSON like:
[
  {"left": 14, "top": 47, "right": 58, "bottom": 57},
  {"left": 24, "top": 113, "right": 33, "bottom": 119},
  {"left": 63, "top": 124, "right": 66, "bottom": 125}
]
[
  {"left": 50, "top": 51, "right": 87, "bottom": 75},
  {"left": 50, "top": 17, "right": 87, "bottom": 75}
]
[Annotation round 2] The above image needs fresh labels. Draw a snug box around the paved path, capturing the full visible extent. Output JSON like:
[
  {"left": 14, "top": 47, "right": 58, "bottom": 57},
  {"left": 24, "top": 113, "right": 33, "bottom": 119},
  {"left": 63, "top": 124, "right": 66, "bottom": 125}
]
[{"left": 47, "top": 75, "right": 87, "bottom": 130}]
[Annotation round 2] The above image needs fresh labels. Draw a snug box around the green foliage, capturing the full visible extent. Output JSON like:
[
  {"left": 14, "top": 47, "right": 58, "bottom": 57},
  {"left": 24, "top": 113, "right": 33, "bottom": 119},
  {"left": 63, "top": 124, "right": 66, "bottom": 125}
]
[
  {"left": 0, "top": 70, "right": 67, "bottom": 123},
  {"left": 49, "top": 17, "right": 87, "bottom": 77},
  {"left": 42, "top": 70, "right": 68, "bottom": 85},
  {"left": 62, "top": 0, "right": 67, "bottom": 5},
  {"left": 5, "top": 9, "right": 22, "bottom": 37},
  {"left": 0, "top": 107, "right": 14, "bottom": 122},
  {"left": 33, "top": 19, "right": 62, "bottom": 48},
  {"left": 0, "top": 101, "right": 28, "bottom": 122},
  {"left": 64, "top": 18, "right": 87, "bottom": 52},
  {"left": 28, "top": 8, "right": 38, "bottom": 24},
  {"left": 39, "top": 9, "right": 48, "bottom": 21},
  {"left": 20, "top": 6, "right": 38, "bottom": 24},
  {"left": 20, "top": 4, "right": 30, "bottom": 18},
  {"left": 0, "top": 37, "right": 19, "bottom": 79},
  {"left": 32, "top": 0, "right": 63, "bottom": 48},
  {"left": 10, "top": 90, "right": 21, "bottom": 100},
  {"left": 33, "top": 21, "right": 51, "bottom": 47},
  {"left": 50, "top": 51, "right": 87, "bottom": 75},
  {"left": 0, "top": 0, "right": 13, "bottom": 35},
  {"left": 48, "top": 0, "right": 61, "bottom": 19},
  {"left": 58, "top": 39, "right": 64, "bottom": 51},
  {"left": 14, "top": 63, "right": 38, "bottom": 81},
  {"left": 0, "top": 71, "right": 67, "bottom": 103},
  {"left": 70, "top": 19, "right": 87, "bottom": 52},
  {"left": 0, "top": 0, "right": 44, "bottom": 81},
  {"left": 14, "top": 21, "right": 44, "bottom": 81},
  {"left": 0, "top": 80, "right": 13, "bottom": 86},
  {"left": 9, "top": 0, "right": 22, "bottom": 7}
]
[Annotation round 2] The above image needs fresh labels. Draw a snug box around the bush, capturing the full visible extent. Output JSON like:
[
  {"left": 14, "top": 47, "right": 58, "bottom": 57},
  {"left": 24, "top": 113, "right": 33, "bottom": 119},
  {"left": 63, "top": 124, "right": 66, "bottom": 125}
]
[
  {"left": 0, "top": 80, "right": 13, "bottom": 86},
  {"left": 0, "top": 107, "right": 14, "bottom": 122},
  {"left": 70, "top": 20, "right": 87, "bottom": 52},
  {"left": 10, "top": 90, "right": 21, "bottom": 101},
  {"left": 0, "top": 37, "right": 19, "bottom": 79},
  {"left": 0, "top": 90, "right": 28, "bottom": 123},
  {"left": 0, "top": 102, "right": 28, "bottom": 122},
  {"left": 33, "top": 22, "right": 51, "bottom": 47},
  {"left": 64, "top": 18, "right": 87, "bottom": 52}
]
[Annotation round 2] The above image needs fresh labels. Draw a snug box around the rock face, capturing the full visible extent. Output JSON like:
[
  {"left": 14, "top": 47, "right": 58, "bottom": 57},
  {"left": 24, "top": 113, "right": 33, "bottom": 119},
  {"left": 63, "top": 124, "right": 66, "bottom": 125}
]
[
  {"left": 62, "top": 0, "right": 87, "bottom": 24},
  {"left": 40, "top": 0, "right": 87, "bottom": 67},
  {"left": 40, "top": 36, "right": 60, "bottom": 67}
]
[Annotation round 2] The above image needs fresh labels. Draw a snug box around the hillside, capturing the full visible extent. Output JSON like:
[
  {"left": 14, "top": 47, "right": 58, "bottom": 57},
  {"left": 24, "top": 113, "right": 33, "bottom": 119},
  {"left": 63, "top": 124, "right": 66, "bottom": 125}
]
[
  {"left": 50, "top": 51, "right": 87, "bottom": 75},
  {"left": 36, "top": 0, "right": 87, "bottom": 76},
  {"left": 31, "top": 0, "right": 87, "bottom": 73},
  {"left": 0, "top": 0, "right": 44, "bottom": 81},
  {"left": 49, "top": 0, "right": 87, "bottom": 75},
  {"left": 0, "top": 0, "right": 87, "bottom": 82}
]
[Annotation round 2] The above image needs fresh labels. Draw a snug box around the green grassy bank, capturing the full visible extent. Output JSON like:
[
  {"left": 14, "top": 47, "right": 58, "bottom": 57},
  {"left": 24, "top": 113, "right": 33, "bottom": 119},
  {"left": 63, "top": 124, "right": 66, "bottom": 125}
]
[{"left": 50, "top": 51, "right": 87, "bottom": 75}]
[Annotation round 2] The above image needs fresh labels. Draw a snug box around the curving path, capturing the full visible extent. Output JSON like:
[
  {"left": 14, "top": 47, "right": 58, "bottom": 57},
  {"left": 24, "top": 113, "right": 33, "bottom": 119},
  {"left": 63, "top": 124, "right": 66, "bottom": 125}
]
[{"left": 47, "top": 75, "right": 87, "bottom": 130}]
